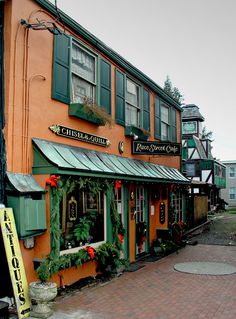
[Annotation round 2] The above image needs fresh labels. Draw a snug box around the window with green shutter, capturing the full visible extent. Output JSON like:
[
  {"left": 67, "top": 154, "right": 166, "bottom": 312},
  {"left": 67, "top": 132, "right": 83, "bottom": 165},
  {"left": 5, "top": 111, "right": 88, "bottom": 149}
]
[
  {"left": 52, "top": 33, "right": 71, "bottom": 104},
  {"left": 115, "top": 69, "right": 125, "bottom": 125},
  {"left": 171, "top": 108, "right": 177, "bottom": 142},
  {"left": 154, "top": 96, "right": 161, "bottom": 139},
  {"left": 52, "top": 35, "right": 112, "bottom": 124},
  {"left": 142, "top": 88, "right": 150, "bottom": 132},
  {"left": 100, "top": 59, "right": 111, "bottom": 114}
]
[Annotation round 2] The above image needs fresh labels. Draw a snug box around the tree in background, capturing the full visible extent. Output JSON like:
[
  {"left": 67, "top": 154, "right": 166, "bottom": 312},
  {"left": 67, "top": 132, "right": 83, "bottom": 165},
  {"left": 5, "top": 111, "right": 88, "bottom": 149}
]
[
  {"left": 163, "top": 75, "right": 184, "bottom": 104},
  {"left": 202, "top": 126, "right": 213, "bottom": 140}
]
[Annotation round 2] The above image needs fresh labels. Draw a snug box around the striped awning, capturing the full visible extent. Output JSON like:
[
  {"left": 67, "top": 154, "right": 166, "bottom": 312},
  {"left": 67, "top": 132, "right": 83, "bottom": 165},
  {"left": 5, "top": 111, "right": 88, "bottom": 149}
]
[{"left": 32, "top": 138, "right": 189, "bottom": 184}]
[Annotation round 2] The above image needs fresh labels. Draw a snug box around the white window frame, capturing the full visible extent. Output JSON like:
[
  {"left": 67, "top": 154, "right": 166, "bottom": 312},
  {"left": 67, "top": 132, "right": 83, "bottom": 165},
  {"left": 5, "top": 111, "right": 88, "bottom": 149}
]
[
  {"left": 161, "top": 102, "right": 170, "bottom": 141},
  {"left": 229, "top": 166, "right": 235, "bottom": 178},
  {"left": 171, "top": 190, "right": 183, "bottom": 222},
  {"left": 71, "top": 40, "right": 97, "bottom": 104},
  {"left": 60, "top": 191, "right": 106, "bottom": 256},
  {"left": 229, "top": 187, "right": 236, "bottom": 200},
  {"left": 125, "top": 78, "right": 141, "bottom": 127}
]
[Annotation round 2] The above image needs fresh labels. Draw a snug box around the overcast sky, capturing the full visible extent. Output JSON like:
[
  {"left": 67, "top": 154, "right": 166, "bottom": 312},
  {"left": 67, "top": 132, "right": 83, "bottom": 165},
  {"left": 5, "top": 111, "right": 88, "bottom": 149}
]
[{"left": 53, "top": 0, "right": 236, "bottom": 161}]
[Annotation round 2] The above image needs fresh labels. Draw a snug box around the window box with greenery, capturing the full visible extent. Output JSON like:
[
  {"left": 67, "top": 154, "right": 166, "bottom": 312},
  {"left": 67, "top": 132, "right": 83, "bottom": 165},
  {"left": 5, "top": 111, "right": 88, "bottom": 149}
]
[{"left": 69, "top": 97, "right": 112, "bottom": 126}]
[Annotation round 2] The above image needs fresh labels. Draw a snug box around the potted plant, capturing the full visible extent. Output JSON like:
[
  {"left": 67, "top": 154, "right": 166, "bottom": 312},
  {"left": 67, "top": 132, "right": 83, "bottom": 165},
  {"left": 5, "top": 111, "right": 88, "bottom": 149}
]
[
  {"left": 73, "top": 216, "right": 91, "bottom": 246},
  {"left": 29, "top": 260, "right": 57, "bottom": 318}
]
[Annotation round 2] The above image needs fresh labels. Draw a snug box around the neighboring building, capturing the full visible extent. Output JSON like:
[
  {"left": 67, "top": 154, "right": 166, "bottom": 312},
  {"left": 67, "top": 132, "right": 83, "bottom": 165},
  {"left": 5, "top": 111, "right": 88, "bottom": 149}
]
[
  {"left": 182, "top": 104, "right": 226, "bottom": 225},
  {"left": 220, "top": 161, "right": 236, "bottom": 207},
  {"left": 0, "top": 0, "right": 189, "bottom": 294}
]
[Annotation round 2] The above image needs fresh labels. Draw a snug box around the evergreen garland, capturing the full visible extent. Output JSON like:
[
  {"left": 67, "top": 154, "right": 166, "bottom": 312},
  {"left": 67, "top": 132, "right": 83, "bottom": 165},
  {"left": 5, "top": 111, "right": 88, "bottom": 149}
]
[{"left": 37, "top": 176, "right": 125, "bottom": 280}]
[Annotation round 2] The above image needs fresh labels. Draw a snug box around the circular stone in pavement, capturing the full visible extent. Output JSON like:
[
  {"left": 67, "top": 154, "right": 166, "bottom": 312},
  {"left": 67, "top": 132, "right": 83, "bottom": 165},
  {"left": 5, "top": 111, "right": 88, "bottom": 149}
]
[{"left": 174, "top": 262, "right": 236, "bottom": 275}]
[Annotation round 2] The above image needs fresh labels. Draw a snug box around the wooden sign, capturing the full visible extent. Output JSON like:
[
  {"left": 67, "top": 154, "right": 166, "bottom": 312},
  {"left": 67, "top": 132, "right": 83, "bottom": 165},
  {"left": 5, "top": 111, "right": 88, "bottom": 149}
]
[
  {"left": 49, "top": 124, "right": 111, "bottom": 147},
  {"left": 159, "top": 202, "right": 166, "bottom": 224},
  {"left": 0, "top": 208, "right": 31, "bottom": 318},
  {"left": 132, "top": 141, "right": 181, "bottom": 155}
]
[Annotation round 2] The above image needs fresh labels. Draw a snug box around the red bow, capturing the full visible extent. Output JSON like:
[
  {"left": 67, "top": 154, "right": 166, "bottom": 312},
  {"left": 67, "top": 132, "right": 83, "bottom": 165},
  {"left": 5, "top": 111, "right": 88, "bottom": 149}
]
[
  {"left": 86, "top": 246, "right": 95, "bottom": 259},
  {"left": 115, "top": 180, "right": 122, "bottom": 191},
  {"left": 118, "top": 234, "right": 124, "bottom": 244},
  {"left": 46, "top": 175, "right": 60, "bottom": 188}
]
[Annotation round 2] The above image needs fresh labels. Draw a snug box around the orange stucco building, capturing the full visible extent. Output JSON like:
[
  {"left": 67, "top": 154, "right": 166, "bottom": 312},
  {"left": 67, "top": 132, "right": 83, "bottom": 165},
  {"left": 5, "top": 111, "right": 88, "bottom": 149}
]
[{"left": 0, "top": 0, "right": 189, "bottom": 293}]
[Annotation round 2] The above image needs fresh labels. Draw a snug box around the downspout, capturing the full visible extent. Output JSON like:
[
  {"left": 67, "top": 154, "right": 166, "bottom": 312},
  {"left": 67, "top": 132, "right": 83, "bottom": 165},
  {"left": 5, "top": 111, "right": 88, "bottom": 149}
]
[{"left": 0, "top": 2, "right": 6, "bottom": 204}]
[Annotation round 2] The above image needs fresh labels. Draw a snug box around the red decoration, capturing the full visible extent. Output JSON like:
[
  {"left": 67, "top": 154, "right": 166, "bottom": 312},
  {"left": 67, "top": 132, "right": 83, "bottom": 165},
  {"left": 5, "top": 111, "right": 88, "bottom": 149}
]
[
  {"left": 86, "top": 246, "right": 95, "bottom": 259},
  {"left": 115, "top": 180, "right": 122, "bottom": 191},
  {"left": 118, "top": 234, "right": 124, "bottom": 244},
  {"left": 46, "top": 175, "right": 60, "bottom": 188},
  {"left": 139, "top": 235, "right": 146, "bottom": 251}
]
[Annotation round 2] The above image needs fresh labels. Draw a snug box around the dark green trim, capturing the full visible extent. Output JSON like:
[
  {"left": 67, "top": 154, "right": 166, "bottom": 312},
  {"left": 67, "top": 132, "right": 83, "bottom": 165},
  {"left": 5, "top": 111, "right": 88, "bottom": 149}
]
[
  {"left": 35, "top": 0, "right": 181, "bottom": 111},
  {"left": 123, "top": 187, "right": 129, "bottom": 260},
  {"left": 52, "top": 33, "right": 71, "bottom": 104},
  {"left": 69, "top": 103, "right": 106, "bottom": 125},
  {"left": 33, "top": 167, "right": 188, "bottom": 184},
  {"left": 115, "top": 69, "right": 125, "bottom": 125},
  {"left": 106, "top": 187, "right": 113, "bottom": 242},
  {"left": 124, "top": 125, "right": 148, "bottom": 141},
  {"left": 144, "top": 187, "right": 149, "bottom": 252},
  {"left": 100, "top": 58, "right": 111, "bottom": 115},
  {"left": 142, "top": 88, "right": 150, "bottom": 132},
  {"left": 154, "top": 96, "right": 161, "bottom": 139}
]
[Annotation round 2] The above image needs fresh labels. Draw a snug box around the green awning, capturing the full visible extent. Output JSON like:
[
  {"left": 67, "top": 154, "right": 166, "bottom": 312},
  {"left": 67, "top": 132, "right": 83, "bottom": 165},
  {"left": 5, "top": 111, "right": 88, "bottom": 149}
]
[
  {"left": 32, "top": 138, "right": 189, "bottom": 184},
  {"left": 6, "top": 172, "right": 45, "bottom": 193}
]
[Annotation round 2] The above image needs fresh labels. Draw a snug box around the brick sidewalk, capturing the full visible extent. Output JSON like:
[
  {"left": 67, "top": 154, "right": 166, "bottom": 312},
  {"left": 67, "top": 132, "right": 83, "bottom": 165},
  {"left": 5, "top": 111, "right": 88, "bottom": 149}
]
[{"left": 50, "top": 244, "right": 236, "bottom": 319}]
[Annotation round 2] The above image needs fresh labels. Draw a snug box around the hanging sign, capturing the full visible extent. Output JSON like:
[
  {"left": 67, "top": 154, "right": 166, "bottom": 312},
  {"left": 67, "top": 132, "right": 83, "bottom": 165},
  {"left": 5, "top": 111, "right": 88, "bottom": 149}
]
[
  {"left": 132, "top": 141, "right": 181, "bottom": 155},
  {"left": 49, "top": 124, "right": 111, "bottom": 147},
  {"left": 159, "top": 202, "right": 166, "bottom": 224},
  {"left": 0, "top": 208, "right": 31, "bottom": 318}
]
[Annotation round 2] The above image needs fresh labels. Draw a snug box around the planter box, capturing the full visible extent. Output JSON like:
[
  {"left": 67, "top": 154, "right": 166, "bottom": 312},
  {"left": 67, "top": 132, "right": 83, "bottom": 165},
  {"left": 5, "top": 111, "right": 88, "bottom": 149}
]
[{"left": 69, "top": 103, "right": 106, "bottom": 126}]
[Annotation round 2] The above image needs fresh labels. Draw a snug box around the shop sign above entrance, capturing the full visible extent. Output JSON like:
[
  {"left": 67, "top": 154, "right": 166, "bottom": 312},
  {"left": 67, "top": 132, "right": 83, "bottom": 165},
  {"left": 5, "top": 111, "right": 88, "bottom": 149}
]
[
  {"left": 49, "top": 124, "right": 111, "bottom": 147},
  {"left": 132, "top": 141, "right": 181, "bottom": 155}
]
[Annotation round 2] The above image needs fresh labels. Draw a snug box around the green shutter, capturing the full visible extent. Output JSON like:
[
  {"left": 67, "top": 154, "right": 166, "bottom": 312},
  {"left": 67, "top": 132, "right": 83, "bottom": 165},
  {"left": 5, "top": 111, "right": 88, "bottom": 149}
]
[
  {"left": 115, "top": 69, "right": 125, "bottom": 125},
  {"left": 142, "top": 88, "right": 150, "bottom": 132},
  {"left": 52, "top": 33, "right": 71, "bottom": 104},
  {"left": 154, "top": 96, "right": 161, "bottom": 139},
  {"left": 171, "top": 108, "right": 177, "bottom": 142},
  {"left": 100, "top": 59, "right": 111, "bottom": 114}
]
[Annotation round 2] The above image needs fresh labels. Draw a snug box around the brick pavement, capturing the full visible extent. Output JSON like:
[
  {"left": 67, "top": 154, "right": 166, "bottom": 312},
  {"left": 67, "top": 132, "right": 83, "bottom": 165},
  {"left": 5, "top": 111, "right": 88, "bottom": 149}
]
[{"left": 49, "top": 244, "right": 236, "bottom": 319}]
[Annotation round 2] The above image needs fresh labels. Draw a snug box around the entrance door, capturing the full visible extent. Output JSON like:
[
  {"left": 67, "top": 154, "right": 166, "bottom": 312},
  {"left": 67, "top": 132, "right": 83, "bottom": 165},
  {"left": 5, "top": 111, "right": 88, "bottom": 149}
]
[
  {"left": 135, "top": 186, "right": 147, "bottom": 255},
  {"left": 115, "top": 186, "right": 128, "bottom": 258}
]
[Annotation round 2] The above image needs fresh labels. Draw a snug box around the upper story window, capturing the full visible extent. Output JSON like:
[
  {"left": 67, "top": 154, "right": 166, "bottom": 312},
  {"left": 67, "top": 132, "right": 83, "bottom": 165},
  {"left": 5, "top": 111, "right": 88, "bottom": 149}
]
[
  {"left": 125, "top": 79, "right": 140, "bottom": 127},
  {"left": 154, "top": 97, "right": 177, "bottom": 142},
  {"left": 229, "top": 166, "right": 235, "bottom": 178},
  {"left": 229, "top": 187, "right": 236, "bottom": 200},
  {"left": 115, "top": 69, "right": 149, "bottom": 131},
  {"left": 52, "top": 34, "right": 111, "bottom": 115},
  {"left": 71, "top": 42, "right": 96, "bottom": 103},
  {"left": 161, "top": 104, "right": 170, "bottom": 140}
]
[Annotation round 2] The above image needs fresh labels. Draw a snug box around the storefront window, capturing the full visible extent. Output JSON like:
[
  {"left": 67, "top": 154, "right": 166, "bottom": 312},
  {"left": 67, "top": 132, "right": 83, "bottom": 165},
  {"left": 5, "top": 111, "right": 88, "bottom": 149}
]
[
  {"left": 60, "top": 189, "right": 105, "bottom": 251},
  {"left": 171, "top": 190, "right": 183, "bottom": 222}
]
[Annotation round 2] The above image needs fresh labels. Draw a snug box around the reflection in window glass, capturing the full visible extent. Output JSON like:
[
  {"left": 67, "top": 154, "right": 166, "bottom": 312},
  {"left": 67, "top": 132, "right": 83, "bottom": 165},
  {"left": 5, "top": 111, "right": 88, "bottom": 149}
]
[{"left": 71, "top": 42, "right": 96, "bottom": 103}]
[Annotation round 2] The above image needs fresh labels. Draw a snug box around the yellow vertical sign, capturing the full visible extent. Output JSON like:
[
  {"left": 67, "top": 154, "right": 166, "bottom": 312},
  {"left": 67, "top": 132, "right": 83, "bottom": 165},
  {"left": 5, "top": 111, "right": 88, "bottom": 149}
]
[{"left": 0, "top": 208, "right": 31, "bottom": 318}]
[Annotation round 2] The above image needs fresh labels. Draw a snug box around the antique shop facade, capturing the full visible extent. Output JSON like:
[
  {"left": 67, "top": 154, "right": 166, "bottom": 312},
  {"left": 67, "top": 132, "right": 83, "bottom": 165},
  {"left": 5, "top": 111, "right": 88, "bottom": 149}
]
[{"left": 1, "top": 0, "right": 189, "bottom": 288}]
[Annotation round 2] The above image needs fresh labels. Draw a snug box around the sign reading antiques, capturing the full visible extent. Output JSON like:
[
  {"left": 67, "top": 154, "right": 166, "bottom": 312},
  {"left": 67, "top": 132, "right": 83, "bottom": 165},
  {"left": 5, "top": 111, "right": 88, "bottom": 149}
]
[
  {"left": 132, "top": 141, "right": 181, "bottom": 155},
  {"left": 0, "top": 208, "right": 31, "bottom": 318},
  {"left": 49, "top": 124, "right": 111, "bottom": 147}
]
